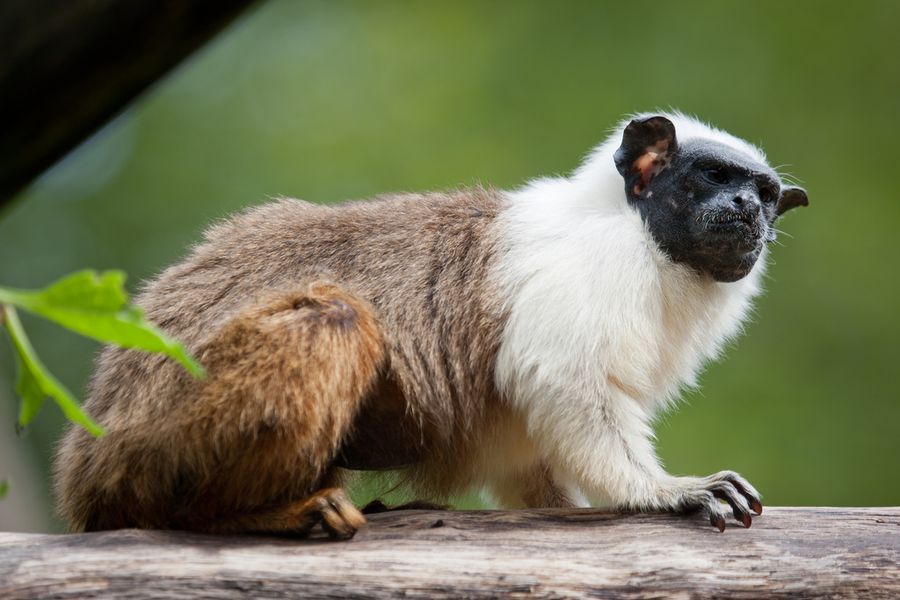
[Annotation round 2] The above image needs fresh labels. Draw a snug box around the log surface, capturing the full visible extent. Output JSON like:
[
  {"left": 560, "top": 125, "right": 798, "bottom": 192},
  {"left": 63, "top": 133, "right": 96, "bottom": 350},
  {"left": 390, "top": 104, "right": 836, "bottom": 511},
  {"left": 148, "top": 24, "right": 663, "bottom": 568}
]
[{"left": 1, "top": 507, "right": 898, "bottom": 599}]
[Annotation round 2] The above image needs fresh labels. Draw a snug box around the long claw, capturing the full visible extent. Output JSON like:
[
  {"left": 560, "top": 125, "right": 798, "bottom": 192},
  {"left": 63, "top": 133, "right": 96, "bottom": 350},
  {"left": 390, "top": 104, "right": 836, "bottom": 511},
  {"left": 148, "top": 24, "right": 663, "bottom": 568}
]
[
  {"left": 711, "top": 513, "right": 726, "bottom": 532},
  {"left": 723, "top": 473, "right": 763, "bottom": 515},
  {"left": 711, "top": 481, "right": 753, "bottom": 528}
]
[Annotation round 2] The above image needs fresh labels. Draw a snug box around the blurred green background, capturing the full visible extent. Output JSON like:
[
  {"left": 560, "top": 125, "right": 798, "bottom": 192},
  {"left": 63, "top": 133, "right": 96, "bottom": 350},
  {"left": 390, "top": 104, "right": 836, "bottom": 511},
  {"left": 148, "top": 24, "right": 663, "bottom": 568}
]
[{"left": 2, "top": 1, "right": 899, "bottom": 532}]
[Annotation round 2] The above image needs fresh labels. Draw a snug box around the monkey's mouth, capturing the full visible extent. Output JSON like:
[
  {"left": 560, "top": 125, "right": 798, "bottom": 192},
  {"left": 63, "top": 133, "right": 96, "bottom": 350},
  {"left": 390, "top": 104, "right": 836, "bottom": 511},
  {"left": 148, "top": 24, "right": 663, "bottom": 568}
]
[
  {"left": 707, "top": 211, "right": 754, "bottom": 227},
  {"left": 702, "top": 211, "right": 765, "bottom": 249}
]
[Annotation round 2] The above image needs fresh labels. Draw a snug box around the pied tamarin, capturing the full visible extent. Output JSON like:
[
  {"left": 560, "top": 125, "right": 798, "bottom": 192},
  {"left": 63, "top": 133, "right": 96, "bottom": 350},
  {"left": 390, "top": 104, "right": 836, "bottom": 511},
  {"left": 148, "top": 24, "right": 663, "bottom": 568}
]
[{"left": 55, "top": 112, "right": 808, "bottom": 537}]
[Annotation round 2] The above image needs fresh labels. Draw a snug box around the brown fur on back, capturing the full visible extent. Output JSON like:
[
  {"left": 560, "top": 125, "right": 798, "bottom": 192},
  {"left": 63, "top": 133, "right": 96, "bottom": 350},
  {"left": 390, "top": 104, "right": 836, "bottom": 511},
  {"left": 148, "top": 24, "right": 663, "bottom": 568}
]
[{"left": 54, "top": 187, "right": 510, "bottom": 530}]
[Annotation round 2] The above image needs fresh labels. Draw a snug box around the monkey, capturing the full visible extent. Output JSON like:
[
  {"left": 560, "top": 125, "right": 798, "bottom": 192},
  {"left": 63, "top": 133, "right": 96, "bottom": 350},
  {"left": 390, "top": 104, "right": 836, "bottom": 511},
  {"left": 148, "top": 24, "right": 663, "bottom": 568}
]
[{"left": 53, "top": 112, "right": 808, "bottom": 537}]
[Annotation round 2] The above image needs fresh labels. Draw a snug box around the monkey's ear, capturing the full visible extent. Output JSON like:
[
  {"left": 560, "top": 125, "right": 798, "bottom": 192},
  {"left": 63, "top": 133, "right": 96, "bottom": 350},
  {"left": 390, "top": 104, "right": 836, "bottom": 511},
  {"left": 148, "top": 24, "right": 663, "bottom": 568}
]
[
  {"left": 776, "top": 186, "right": 809, "bottom": 216},
  {"left": 614, "top": 116, "right": 678, "bottom": 194}
]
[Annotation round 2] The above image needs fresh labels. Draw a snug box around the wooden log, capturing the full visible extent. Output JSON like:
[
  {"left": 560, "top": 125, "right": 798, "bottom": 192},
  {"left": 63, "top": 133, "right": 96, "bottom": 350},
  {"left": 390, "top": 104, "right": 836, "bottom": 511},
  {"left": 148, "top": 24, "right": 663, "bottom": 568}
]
[
  {"left": 0, "top": 0, "right": 258, "bottom": 204},
  {"left": 1, "top": 507, "right": 898, "bottom": 598}
]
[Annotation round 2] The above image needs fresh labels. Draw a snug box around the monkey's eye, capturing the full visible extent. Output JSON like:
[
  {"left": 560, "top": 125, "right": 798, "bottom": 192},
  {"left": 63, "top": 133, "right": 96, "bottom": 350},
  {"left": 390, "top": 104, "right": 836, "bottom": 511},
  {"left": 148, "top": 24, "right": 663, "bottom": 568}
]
[
  {"left": 701, "top": 167, "right": 731, "bottom": 185},
  {"left": 759, "top": 186, "right": 778, "bottom": 204}
]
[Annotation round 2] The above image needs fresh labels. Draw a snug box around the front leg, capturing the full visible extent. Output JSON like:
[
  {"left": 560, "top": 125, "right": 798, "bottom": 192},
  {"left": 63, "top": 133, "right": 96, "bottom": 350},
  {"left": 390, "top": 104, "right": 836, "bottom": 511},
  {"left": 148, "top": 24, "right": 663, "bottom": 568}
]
[
  {"left": 483, "top": 462, "right": 589, "bottom": 509},
  {"left": 527, "top": 387, "right": 762, "bottom": 531}
]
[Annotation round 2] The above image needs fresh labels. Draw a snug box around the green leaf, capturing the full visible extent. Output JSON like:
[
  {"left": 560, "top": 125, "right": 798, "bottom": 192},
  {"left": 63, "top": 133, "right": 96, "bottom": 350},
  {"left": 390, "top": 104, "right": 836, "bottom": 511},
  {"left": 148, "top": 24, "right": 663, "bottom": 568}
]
[
  {"left": 13, "top": 345, "right": 46, "bottom": 432},
  {"left": 2, "top": 305, "right": 105, "bottom": 437},
  {"left": 37, "top": 270, "right": 128, "bottom": 312},
  {"left": 0, "top": 479, "right": 7, "bottom": 499},
  {"left": 0, "top": 270, "right": 204, "bottom": 378}
]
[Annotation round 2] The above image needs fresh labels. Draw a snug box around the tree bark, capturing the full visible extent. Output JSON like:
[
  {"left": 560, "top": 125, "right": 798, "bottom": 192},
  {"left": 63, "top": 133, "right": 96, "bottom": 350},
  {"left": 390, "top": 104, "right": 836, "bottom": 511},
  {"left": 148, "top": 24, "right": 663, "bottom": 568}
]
[
  {"left": 0, "top": 507, "right": 898, "bottom": 599},
  {"left": 0, "top": 0, "right": 259, "bottom": 204}
]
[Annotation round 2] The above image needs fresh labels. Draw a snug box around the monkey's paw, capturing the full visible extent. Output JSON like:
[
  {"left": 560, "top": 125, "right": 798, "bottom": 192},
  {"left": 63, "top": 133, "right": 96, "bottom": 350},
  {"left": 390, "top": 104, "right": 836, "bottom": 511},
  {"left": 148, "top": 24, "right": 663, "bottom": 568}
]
[
  {"left": 671, "top": 471, "right": 762, "bottom": 532},
  {"left": 306, "top": 488, "right": 367, "bottom": 540}
]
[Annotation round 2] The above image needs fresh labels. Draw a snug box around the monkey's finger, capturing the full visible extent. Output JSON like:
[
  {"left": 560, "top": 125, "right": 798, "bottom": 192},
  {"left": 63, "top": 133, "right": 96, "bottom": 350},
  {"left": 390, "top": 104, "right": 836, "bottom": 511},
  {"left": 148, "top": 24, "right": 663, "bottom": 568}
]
[
  {"left": 316, "top": 489, "right": 366, "bottom": 540},
  {"left": 320, "top": 507, "right": 355, "bottom": 539},
  {"left": 710, "top": 514, "right": 726, "bottom": 533},
  {"left": 748, "top": 498, "right": 763, "bottom": 516},
  {"left": 721, "top": 472, "right": 763, "bottom": 515},
  {"left": 711, "top": 482, "right": 753, "bottom": 528},
  {"left": 328, "top": 496, "right": 367, "bottom": 537},
  {"left": 708, "top": 504, "right": 727, "bottom": 532},
  {"left": 704, "top": 493, "right": 727, "bottom": 533}
]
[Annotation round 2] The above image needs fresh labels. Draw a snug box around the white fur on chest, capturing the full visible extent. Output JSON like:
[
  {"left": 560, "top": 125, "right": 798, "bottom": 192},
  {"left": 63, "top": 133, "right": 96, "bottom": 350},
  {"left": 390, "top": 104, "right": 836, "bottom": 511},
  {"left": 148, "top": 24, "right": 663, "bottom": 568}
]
[{"left": 491, "top": 157, "right": 764, "bottom": 426}]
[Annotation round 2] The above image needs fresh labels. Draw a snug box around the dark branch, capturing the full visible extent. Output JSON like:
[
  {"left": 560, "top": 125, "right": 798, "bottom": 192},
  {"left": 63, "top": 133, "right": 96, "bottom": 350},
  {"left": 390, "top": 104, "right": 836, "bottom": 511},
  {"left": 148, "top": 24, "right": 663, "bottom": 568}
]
[{"left": 0, "top": 0, "right": 259, "bottom": 205}]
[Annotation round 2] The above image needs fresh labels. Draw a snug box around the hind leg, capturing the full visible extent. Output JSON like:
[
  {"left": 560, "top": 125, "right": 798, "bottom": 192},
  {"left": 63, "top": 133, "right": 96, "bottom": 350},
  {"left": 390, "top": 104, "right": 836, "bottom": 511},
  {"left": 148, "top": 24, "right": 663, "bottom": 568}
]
[
  {"left": 204, "top": 487, "right": 366, "bottom": 539},
  {"left": 168, "top": 281, "right": 384, "bottom": 536}
]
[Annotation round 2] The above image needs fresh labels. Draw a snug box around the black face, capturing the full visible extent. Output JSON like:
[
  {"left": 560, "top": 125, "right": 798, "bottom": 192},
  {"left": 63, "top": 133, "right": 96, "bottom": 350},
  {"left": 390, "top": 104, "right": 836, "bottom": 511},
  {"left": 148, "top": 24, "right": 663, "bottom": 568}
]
[{"left": 614, "top": 116, "right": 808, "bottom": 282}]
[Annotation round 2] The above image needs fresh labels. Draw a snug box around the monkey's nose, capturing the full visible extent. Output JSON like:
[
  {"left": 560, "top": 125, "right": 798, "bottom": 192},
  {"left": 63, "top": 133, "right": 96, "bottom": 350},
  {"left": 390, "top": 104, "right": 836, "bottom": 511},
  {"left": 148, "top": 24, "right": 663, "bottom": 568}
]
[{"left": 733, "top": 195, "right": 760, "bottom": 215}]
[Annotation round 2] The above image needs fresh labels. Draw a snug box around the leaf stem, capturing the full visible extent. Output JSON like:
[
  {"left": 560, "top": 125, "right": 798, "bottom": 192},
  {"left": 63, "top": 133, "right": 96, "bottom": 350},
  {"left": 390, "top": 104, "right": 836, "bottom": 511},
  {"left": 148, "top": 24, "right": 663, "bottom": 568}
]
[{"left": 2, "top": 305, "right": 105, "bottom": 436}]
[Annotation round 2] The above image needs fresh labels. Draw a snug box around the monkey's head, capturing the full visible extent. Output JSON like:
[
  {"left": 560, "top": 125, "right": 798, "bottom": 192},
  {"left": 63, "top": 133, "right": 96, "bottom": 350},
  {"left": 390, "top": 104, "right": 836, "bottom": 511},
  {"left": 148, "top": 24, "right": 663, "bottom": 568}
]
[{"left": 614, "top": 115, "right": 808, "bottom": 282}]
